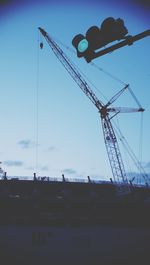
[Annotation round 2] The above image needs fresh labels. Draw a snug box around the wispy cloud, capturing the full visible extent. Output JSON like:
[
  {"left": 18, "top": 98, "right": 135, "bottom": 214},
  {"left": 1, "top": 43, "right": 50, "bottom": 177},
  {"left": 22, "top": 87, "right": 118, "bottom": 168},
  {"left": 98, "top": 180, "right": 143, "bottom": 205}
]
[
  {"left": 62, "top": 168, "right": 77, "bottom": 175},
  {"left": 27, "top": 165, "right": 49, "bottom": 172},
  {"left": 41, "top": 166, "right": 49, "bottom": 171},
  {"left": 4, "top": 160, "right": 23, "bottom": 167},
  {"left": 145, "top": 162, "right": 150, "bottom": 169},
  {"left": 18, "top": 139, "right": 34, "bottom": 149},
  {"left": 27, "top": 166, "right": 34, "bottom": 171},
  {"left": 47, "top": 146, "right": 56, "bottom": 152}
]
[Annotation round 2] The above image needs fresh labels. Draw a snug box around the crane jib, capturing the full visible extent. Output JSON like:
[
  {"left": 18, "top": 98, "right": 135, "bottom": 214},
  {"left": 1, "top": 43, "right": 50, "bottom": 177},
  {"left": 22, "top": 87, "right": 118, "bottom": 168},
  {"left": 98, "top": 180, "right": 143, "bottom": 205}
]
[{"left": 39, "top": 27, "right": 104, "bottom": 109}]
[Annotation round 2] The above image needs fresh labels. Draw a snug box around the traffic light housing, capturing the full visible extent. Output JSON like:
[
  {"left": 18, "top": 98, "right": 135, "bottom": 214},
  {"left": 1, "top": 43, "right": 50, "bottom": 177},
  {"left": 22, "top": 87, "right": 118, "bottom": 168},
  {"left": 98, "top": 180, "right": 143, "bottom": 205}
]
[
  {"left": 72, "top": 34, "right": 94, "bottom": 62},
  {"left": 72, "top": 17, "right": 128, "bottom": 62}
]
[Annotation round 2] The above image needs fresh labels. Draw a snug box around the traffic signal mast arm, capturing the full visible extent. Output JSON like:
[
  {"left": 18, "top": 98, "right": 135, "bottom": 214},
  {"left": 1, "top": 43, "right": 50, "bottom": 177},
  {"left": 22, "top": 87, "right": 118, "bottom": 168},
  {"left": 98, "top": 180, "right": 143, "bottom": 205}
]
[
  {"left": 87, "top": 29, "right": 150, "bottom": 62},
  {"left": 39, "top": 27, "right": 143, "bottom": 186}
]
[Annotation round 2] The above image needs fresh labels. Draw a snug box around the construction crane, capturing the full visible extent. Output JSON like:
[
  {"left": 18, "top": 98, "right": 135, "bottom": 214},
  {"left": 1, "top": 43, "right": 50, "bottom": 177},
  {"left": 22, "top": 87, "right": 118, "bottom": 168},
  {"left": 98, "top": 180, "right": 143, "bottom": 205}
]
[{"left": 38, "top": 27, "right": 144, "bottom": 191}]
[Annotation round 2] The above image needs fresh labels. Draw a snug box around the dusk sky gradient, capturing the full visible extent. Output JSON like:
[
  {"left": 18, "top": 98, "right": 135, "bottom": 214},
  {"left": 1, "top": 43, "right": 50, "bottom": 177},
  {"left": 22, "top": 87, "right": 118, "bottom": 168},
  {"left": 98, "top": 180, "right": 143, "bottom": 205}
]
[{"left": 0, "top": 0, "right": 150, "bottom": 183}]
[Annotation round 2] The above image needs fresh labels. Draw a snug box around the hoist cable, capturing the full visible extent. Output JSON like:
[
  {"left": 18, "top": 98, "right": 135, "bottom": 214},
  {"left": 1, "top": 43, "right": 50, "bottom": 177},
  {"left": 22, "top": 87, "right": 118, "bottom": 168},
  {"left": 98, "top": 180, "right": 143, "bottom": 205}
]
[
  {"left": 41, "top": 33, "right": 146, "bottom": 184},
  {"left": 139, "top": 112, "right": 144, "bottom": 167},
  {"left": 70, "top": 60, "right": 109, "bottom": 103},
  {"left": 35, "top": 30, "right": 40, "bottom": 176},
  {"left": 90, "top": 62, "right": 127, "bottom": 86},
  {"left": 51, "top": 35, "right": 128, "bottom": 86},
  {"left": 128, "top": 86, "right": 143, "bottom": 108},
  {"left": 112, "top": 119, "right": 149, "bottom": 184},
  {"left": 53, "top": 36, "right": 144, "bottom": 111}
]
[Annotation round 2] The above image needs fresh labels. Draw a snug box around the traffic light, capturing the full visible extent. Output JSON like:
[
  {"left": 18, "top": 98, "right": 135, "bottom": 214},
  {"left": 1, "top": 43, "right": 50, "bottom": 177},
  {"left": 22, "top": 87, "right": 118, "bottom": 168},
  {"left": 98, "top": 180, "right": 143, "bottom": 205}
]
[
  {"left": 72, "top": 34, "right": 88, "bottom": 55},
  {"left": 72, "top": 17, "right": 128, "bottom": 62},
  {"left": 72, "top": 34, "right": 93, "bottom": 62}
]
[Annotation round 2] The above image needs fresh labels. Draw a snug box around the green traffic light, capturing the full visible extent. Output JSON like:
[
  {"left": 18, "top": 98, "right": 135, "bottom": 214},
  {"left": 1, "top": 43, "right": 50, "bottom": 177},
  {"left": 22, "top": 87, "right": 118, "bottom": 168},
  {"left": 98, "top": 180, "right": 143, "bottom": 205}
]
[{"left": 77, "top": 39, "right": 88, "bottom": 53}]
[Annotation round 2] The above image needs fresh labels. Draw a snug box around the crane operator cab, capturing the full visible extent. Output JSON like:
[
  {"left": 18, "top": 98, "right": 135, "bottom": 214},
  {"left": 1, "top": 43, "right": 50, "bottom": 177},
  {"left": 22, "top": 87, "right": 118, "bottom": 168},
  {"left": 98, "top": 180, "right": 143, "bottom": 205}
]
[{"left": 72, "top": 17, "right": 129, "bottom": 61}]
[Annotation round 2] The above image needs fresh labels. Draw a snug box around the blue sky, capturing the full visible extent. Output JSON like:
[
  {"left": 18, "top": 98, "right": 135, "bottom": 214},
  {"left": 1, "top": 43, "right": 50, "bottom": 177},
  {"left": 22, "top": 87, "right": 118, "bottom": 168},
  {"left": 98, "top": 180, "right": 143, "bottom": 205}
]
[{"left": 0, "top": 0, "right": 150, "bottom": 183}]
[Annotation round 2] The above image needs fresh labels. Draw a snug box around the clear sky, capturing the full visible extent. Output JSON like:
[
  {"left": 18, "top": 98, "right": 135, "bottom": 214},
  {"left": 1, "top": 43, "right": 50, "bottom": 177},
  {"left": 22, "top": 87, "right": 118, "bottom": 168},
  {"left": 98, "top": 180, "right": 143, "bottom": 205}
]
[{"left": 0, "top": 0, "right": 150, "bottom": 183}]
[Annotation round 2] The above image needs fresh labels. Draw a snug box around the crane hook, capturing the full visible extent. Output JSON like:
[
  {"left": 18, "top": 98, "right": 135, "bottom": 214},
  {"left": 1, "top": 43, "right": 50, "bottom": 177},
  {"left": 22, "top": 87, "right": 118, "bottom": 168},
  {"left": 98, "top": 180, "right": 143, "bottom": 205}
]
[{"left": 40, "top": 42, "right": 43, "bottom": 49}]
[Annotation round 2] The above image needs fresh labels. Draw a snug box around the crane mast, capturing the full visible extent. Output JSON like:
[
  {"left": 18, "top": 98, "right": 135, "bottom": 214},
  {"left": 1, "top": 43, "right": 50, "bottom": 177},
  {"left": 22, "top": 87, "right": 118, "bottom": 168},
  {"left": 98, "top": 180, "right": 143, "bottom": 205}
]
[
  {"left": 101, "top": 115, "right": 127, "bottom": 183},
  {"left": 38, "top": 27, "right": 143, "bottom": 188}
]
